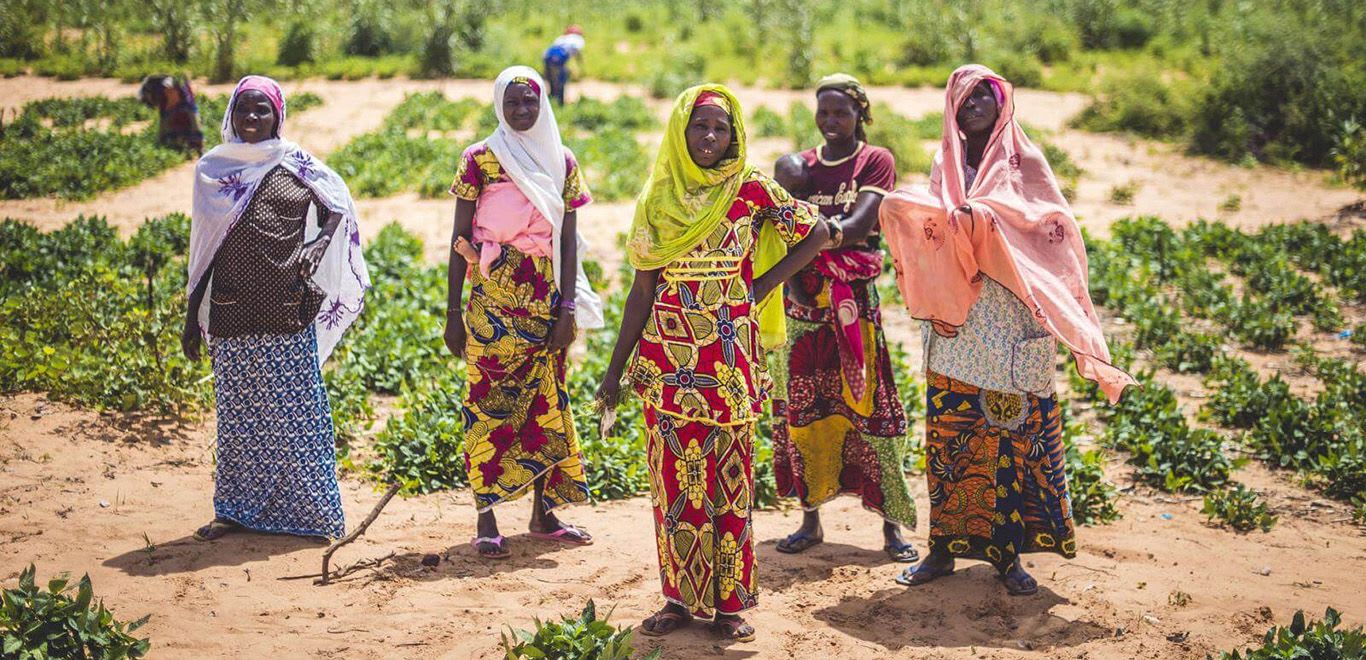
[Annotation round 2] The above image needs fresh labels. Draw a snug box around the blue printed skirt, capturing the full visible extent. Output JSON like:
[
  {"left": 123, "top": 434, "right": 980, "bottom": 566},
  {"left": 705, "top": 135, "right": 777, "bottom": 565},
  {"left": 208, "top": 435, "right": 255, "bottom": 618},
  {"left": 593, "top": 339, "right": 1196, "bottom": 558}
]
[{"left": 209, "top": 325, "right": 345, "bottom": 539}]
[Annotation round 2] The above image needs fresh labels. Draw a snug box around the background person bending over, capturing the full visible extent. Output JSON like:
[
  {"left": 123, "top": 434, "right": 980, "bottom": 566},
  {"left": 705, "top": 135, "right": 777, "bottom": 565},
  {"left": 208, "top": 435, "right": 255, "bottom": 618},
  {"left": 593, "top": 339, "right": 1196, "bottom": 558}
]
[
  {"left": 139, "top": 74, "right": 204, "bottom": 154},
  {"left": 542, "top": 25, "right": 585, "bottom": 105}
]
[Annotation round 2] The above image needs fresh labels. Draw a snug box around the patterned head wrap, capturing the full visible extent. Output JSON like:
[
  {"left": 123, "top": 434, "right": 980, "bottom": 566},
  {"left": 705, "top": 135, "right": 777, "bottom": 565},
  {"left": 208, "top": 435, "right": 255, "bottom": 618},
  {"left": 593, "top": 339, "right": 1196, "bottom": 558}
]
[
  {"left": 816, "top": 72, "right": 872, "bottom": 125},
  {"left": 693, "top": 90, "right": 731, "bottom": 113},
  {"left": 508, "top": 75, "right": 541, "bottom": 96}
]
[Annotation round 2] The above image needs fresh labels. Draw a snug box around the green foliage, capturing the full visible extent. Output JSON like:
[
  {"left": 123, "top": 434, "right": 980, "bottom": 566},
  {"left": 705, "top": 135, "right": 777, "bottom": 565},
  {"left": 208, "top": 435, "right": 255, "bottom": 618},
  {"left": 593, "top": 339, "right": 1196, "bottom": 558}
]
[
  {"left": 865, "top": 105, "right": 939, "bottom": 177},
  {"left": 1191, "top": 23, "right": 1366, "bottom": 168},
  {"left": 1072, "top": 66, "right": 1191, "bottom": 139},
  {"left": 1101, "top": 370, "right": 1233, "bottom": 492},
  {"left": 1333, "top": 118, "right": 1366, "bottom": 190},
  {"left": 0, "top": 92, "right": 316, "bottom": 200},
  {"left": 500, "top": 600, "right": 659, "bottom": 660},
  {"left": 0, "top": 565, "right": 150, "bottom": 659},
  {"left": 370, "top": 371, "right": 467, "bottom": 495},
  {"left": 570, "top": 263, "right": 652, "bottom": 502},
  {"left": 337, "top": 223, "right": 449, "bottom": 394},
  {"left": 277, "top": 21, "right": 317, "bottom": 66},
  {"left": 750, "top": 106, "right": 788, "bottom": 138},
  {"left": 0, "top": 215, "right": 211, "bottom": 413},
  {"left": 344, "top": 1, "right": 396, "bottom": 57},
  {"left": 1216, "top": 608, "right": 1365, "bottom": 660},
  {"left": 0, "top": 106, "right": 184, "bottom": 200},
  {"left": 1202, "top": 483, "right": 1276, "bottom": 532},
  {"left": 1067, "top": 443, "right": 1121, "bottom": 525},
  {"left": 1059, "top": 406, "right": 1121, "bottom": 525},
  {"left": 1108, "top": 181, "right": 1138, "bottom": 205},
  {"left": 331, "top": 93, "right": 652, "bottom": 202}
]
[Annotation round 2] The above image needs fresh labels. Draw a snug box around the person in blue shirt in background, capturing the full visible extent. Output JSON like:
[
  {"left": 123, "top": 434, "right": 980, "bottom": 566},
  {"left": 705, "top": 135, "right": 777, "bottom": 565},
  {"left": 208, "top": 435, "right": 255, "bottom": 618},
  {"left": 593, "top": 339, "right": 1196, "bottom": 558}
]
[{"left": 543, "top": 25, "right": 585, "bottom": 105}]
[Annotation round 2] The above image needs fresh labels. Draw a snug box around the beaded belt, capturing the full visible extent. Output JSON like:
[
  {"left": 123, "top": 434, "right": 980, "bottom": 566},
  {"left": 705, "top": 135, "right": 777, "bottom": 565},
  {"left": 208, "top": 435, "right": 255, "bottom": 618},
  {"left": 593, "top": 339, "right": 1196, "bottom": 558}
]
[{"left": 661, "top": 255, "right": 743, "bottom": 283}]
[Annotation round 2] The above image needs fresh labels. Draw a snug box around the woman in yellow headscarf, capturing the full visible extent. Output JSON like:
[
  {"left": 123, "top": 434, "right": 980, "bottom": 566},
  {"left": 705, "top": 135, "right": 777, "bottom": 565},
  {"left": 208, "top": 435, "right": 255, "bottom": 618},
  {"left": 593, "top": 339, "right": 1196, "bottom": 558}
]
[{"left": 596, "top": 85, "right": 828, "bottom": 642}]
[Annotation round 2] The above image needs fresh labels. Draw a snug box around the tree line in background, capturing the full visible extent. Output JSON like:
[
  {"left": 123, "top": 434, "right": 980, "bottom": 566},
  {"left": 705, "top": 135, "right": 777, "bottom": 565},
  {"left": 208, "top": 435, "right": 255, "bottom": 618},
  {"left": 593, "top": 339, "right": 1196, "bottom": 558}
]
[{"left": 0, "top": 1, "right": 1363, "bottom": 184}]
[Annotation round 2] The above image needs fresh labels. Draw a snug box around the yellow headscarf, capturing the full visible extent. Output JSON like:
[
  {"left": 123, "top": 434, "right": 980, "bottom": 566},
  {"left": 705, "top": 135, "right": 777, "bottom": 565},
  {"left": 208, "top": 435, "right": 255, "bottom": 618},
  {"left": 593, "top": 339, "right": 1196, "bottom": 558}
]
[{"left": 628, "top": 84, "right": 789, "bottom": 349}]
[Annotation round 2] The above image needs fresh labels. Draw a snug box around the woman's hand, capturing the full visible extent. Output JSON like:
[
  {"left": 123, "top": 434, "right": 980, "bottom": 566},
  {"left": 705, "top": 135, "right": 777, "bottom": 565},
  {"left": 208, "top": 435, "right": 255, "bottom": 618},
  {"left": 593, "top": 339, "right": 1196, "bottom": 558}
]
[
  {"left": 300, "top": 236, "right": 330, "bottom": 278},
  {"left": 444, "top": 312, "right": 466, "bottom": 358},
  {"left": 594, "top": 376, "right": 622, "bottom": 414},
  {"left": 547, "top": 309, "right": 576, "bottom": 350},
  {"left": 931, "top": 319, "right": 959, "bottom": 338},
  {"left": 181, "top": 319, "right": 202, "bottom": 361}
]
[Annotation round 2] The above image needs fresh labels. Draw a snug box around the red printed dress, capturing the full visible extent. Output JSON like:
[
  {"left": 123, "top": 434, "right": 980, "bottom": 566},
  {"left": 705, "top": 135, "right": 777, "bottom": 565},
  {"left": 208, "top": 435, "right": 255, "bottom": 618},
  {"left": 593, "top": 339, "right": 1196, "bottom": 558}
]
[
  {"left": 773, "top": 142, "right": 916, "bottom": 528},
  {"left": 628, "top": 172, "right": 816, "bottom": 618}
]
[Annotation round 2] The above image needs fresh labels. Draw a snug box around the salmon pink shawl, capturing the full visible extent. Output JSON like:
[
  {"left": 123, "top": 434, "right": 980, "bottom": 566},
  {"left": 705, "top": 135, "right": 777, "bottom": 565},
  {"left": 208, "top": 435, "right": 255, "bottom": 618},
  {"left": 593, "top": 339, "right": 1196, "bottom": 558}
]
[{"left": 879, "top": 64, "right": 1134, "bottom": 403}]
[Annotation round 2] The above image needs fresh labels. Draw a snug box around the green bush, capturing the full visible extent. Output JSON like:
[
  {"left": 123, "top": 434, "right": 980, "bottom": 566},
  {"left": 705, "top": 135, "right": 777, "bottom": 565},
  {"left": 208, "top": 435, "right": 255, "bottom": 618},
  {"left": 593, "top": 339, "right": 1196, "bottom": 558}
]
[
  {"left": 370, "top": 371, "right": 467, "bottom": 495},
  {"left": 1202, "top": 483, "right": 1276, "bottom": 532},
  {"left": 344, "top": 3, "right": 396, "bottom": 57},
  {"left": 1217, "top": 608, "right": 1365, "bottom": 660},
  {"left": 1102, "top": 369, "right": 1232, "bottom": 493},
  {"left": 0, "top": 215, "right": 211, "bottom": 413},
  {"left": 751, "top": 105, "right": 788, "bottom": 139},
  {"left": 277, "top": 21, "right": 316, "bottom": 66},
  {"left": 1191, "top": 26, "right": 1366, "bottom": 167},
  {"left": 1333, "top": 118, "right": 1366, "bottom": 190},
  {"left": 501, "top": 600, "right": 659, "bottom": 660},
  {"left": 0, "top": 565, "right": 150, "bottom": 659},
  {"left": 1072, "top": 67, "right": 1190, "bottom": 139},
  {"left": 1059, "top": 407, "right": 1121, "bottom": 526}
]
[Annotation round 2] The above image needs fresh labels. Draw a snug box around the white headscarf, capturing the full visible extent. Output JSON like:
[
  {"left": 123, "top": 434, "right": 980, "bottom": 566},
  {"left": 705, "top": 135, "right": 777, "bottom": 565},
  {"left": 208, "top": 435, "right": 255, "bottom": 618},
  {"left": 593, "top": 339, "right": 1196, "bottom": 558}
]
[
  {"left": 484, "top": 65, "right": 603, "bottom": 329},
  {"left": 188, "top": 76, "right": 369, "bottom": 364}
]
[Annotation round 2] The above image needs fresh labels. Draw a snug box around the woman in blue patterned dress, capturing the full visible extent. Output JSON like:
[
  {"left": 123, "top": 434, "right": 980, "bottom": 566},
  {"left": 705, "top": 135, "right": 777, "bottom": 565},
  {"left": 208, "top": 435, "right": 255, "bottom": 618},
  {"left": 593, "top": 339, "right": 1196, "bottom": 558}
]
[{"left": 183, "top": 76, "right": 369, "bottom": 541}]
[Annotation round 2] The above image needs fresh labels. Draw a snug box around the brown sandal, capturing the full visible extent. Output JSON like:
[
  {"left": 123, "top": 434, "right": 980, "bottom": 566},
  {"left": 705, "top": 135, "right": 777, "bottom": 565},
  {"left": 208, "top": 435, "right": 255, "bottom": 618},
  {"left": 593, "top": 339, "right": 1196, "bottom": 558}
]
[
  {"left": 711, "top": 615, "right": 755, "bottom": 643},
  {"left": 638, "top": 606, "right": 692, "bottom": 637},
  {"left": 194, "top": 519, "right": 239, "bottom": 542}
]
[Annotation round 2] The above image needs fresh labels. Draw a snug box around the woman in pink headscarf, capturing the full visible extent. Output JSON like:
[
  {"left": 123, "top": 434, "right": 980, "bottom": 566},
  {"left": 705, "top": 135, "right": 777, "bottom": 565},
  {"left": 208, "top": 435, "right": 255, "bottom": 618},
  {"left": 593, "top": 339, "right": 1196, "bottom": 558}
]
[
  {"left": 184, "top": 76, "right": 369, "bottom": 542},
  {"left": 879, "top": 65, "right": 1134, "bottom": 595}
]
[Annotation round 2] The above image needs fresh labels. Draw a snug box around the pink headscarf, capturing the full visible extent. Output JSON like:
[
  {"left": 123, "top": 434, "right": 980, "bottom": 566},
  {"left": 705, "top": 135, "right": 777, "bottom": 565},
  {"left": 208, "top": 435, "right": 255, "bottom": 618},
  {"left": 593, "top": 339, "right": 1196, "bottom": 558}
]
[
  {"left": 879, "top": 64, "right": 1135, "bottom": 403},
  {"left": 222, "top": 75, "right": 286, "bottom": 141}
]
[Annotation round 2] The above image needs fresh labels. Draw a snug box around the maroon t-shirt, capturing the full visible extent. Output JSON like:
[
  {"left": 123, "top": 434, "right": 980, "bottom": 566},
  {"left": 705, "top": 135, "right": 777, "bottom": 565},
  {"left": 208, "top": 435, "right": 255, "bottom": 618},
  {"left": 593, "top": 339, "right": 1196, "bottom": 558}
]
[{"left": 798, "top": 142, "right": 897, "bottom": 222}]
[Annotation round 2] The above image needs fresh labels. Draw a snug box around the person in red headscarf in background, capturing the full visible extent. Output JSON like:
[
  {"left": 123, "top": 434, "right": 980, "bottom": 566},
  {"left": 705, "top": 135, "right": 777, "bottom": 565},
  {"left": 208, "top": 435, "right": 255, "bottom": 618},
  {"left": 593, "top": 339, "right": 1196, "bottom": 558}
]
[
  {"left": 542, "top": 24, "right": 585, "bottom": 105},
  {"left": 879, "top": 64, "right": 1135, "bottom": 596}
]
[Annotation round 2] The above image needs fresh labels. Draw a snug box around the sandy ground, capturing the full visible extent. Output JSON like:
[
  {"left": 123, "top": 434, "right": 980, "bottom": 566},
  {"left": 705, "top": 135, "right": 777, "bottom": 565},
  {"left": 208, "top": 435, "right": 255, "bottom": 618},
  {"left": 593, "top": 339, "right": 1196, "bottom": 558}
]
[
  {"left": 2, "top": 74, "right": 1366, "bottom": 659},
  {"left": 3, "top": 392, "right": 1364, "bottom": 660}
]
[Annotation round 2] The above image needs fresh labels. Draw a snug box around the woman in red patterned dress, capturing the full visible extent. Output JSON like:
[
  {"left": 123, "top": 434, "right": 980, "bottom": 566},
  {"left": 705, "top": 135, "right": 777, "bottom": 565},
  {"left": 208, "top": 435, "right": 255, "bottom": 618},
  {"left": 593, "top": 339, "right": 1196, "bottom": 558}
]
[{"left": 596, "top": 85, "right": 828, "bottom": 642}]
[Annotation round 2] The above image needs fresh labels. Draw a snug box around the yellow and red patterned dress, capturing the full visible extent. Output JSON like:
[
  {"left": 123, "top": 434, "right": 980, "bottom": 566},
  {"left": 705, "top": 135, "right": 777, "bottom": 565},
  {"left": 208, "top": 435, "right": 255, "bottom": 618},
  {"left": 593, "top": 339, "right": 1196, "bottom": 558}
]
[
  {"left": 451, "top": 143, "right": 592, "bottom": 512},
  {"left": 628, "top": 172, "right": 817, "bottom": 618}
]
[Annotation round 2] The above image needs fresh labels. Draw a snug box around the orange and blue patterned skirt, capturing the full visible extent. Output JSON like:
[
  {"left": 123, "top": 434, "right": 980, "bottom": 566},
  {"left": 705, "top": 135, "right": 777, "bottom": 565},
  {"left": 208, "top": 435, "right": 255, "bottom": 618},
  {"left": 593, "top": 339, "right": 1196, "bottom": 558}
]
[{"left": 924, "top": 370, "right": 1076, "bottom": 569}]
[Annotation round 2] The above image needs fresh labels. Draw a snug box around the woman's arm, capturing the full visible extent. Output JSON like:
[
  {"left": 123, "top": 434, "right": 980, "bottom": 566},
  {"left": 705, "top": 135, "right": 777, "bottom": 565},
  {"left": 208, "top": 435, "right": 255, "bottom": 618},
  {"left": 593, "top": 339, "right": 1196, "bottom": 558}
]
[
  {"left": 300, "top": 207, "right": 344, "bottom": 277},
  {"left": 833, "top": 191, "right": 885, "bottom": 247},
  {"left": 181, "top": 268, "right": 212, "bottom": 360},
  {"left": 443, "top": 198, "right": 477, "bottom": 358},
  {"left": 595, "top": 267, "right": 660, "bottom": 409},
  {"left": 754, "top": 221, "right": 830, "bottom": 303},
  {"left": 547, "top": 211, "right": 579, "bottom": 350}
]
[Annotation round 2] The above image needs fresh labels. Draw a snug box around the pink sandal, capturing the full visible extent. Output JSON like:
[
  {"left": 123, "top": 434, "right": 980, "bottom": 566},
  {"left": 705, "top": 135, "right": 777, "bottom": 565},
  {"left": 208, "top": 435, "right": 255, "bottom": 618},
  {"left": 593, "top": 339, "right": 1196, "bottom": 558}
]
[
  {"left": 471, "top": 535, "right": 510, "bottom": 559},
  {"left": 528, "top": 524, "right": 593, "bottom": 545}
]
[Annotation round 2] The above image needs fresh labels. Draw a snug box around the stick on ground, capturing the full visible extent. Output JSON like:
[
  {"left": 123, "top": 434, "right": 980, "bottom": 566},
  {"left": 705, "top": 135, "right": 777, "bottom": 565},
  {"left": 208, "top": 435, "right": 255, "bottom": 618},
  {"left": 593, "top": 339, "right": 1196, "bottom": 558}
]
[{"left": 316, "top": 482, "right": 401, "bottom": 585}]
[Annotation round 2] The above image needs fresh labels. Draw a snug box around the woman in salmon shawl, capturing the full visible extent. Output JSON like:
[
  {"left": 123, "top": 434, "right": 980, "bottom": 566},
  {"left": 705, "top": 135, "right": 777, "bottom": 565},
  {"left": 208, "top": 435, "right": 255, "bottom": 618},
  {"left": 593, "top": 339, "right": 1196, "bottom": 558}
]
[{"left": 879, "top": 64, "right": 1134, "bottom": 595}]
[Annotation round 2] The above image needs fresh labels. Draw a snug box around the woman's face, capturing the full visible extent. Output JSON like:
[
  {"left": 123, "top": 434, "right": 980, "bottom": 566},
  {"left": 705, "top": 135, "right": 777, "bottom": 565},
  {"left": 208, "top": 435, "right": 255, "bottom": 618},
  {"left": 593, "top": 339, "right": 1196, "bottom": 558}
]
[
  {"left": 956, "top": 81, "right": 1000, "bottom": 138},
  {"left": 686, "top": 104, "right": 733, "bottom": 168},
  {"left": 231, "top": 90, "right": 277, "bottom": 143},
  {"left": 503, "top": 83, "right": 541, "bottom": 132},
  {"left": 815, "top": 90, "right": 859, "bottom": 144}
]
